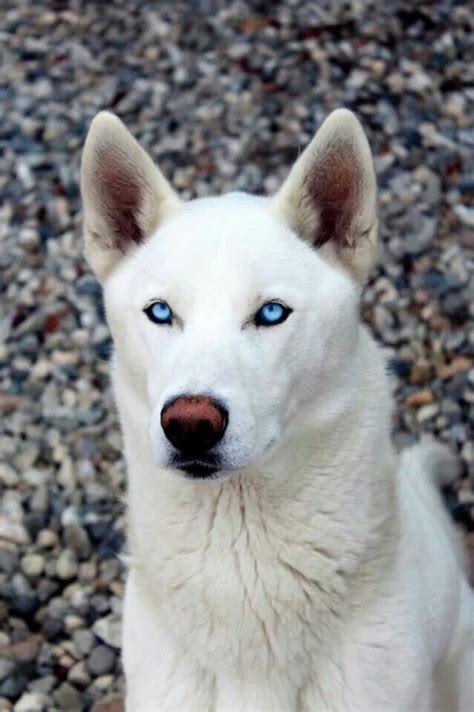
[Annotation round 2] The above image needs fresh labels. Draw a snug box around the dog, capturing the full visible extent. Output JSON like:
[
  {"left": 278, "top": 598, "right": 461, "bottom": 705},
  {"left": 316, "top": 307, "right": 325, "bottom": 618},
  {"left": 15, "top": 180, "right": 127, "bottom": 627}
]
[{"left": 81, "top": 108, "right": 473, "bottom": 711}]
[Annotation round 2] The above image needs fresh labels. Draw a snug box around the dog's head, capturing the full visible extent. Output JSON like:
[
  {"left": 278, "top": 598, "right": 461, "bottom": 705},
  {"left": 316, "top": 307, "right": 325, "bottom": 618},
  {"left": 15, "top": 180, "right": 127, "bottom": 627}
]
[{"left": 81, "top": 110, "right": 377, "bottom": 480}]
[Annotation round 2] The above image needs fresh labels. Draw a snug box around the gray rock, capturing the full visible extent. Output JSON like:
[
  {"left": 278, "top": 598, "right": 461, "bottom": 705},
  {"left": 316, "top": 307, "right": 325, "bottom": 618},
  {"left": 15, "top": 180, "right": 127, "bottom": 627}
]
[
  {"left": 72, "top": 629, "right": 95, "bottom": 657},
  {"left": 0, "top": 659, "right": 14, "bottom": 683},
  {"left": 86, "top": 646, "right": 116, "bottom": 677},
  {"left": 53, "top": 682, "right": 82, "bottom": 712}
]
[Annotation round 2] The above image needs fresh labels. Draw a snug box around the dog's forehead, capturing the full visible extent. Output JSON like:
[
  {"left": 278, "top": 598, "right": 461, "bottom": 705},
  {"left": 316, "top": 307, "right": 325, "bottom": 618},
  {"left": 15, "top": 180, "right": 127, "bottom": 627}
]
[{"left": 134, "top": 192, "right": 315, "bottom": 282}]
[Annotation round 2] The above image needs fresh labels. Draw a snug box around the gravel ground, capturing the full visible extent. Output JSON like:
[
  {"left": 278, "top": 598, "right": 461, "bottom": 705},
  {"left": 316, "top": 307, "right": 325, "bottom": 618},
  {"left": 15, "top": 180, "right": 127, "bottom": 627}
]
[{"left": 1, "top": 1, "right": 473, "bottom": 710}]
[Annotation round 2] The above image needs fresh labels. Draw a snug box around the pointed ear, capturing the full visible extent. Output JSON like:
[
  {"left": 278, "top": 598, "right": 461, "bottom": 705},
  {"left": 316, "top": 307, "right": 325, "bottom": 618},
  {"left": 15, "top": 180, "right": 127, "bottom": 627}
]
[
  {"left": 273, "top": 109, "right": 378, "bottom": 282},
  {"left": 81, "top": 112, "right": 180, "bottom": 281}
]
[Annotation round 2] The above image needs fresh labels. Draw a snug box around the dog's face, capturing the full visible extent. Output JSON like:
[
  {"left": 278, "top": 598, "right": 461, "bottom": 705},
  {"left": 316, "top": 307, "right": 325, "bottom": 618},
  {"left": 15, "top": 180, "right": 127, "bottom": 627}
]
[{"left": 81, "top": 110, "right": 377, "bottom": 480}]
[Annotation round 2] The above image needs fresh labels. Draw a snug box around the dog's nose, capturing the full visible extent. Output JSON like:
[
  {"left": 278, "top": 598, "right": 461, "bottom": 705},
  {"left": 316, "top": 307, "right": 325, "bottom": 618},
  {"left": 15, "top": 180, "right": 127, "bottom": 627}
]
[{"left": 160, "top": 396, "right": 228, "bottom": 456}]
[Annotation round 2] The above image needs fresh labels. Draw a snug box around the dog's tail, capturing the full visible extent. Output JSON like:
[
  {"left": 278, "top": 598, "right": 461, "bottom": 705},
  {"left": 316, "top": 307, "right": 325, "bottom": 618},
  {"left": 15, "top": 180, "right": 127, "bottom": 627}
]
[
  {"left": 411, "top": 440, "right": 462, "bottom": 488},
  {"left": 400, "top": 440, "right": 466, "bottom": 570}
]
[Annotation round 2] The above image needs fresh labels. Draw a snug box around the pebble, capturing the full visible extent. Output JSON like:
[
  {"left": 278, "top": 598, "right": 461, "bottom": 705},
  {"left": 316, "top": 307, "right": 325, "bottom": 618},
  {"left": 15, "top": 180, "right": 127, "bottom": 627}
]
[
  {"left": 92, "top": 614, "right": 122, "bottom": 650},
  {"left": 73, "top": 629, "right": 95, "bottom": 657},
  {"left": 91, "top": 695, "right": 125, "bottom": 712},
  {"left": 20, "top": 554, "right": 44, "bottom": 578},
  {"left": 0, "top": 518, "right": 29, "bottom": 546},
  {"left": 14, "top": 692, "right": 50, "bottom": 712},
  {"left": 406, "top": 390, "right": 434, "bottom": 408},
  {"left": 454, "top": 205, "right": 474, "bottom": 228},
  {"left": 52, "top": 682, "right": 81, "bottom": 712},
  {"left": 55, "top": 550, "right": 78, "bottom": 581},
  {"left": 0, "top": 662, "right": 14, "bottom": 684},
  {"left": 417, "top": 404, "right": 440, "bottom": 423},
  {"left": 67, "top": 660, "right": 91, "bottom": 687},
  {"left": 86, "top": 646, "right": 116, "bottom": 677},
  {"left": 437, "top": 357, "right": 472, "bottom": 380},
  {"left": 36, "top": 529, "right": 58, "bottom": 549},
  {"left": 0, "top": 466, "right": 18, "bottom": 488}
]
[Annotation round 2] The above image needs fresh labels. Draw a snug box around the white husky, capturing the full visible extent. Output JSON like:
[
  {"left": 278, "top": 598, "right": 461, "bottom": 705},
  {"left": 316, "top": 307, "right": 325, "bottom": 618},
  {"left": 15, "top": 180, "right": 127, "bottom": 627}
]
[{"left": 81, "top": 109, "right": 473, "bottom": 711}]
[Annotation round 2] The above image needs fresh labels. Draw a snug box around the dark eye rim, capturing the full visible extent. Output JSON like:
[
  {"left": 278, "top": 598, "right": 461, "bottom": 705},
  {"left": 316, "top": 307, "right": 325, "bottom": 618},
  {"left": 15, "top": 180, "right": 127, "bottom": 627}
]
[
  {"left": 143, "top": 300, "right": 173, "bottom": 325},
  {"left": 254, "top": 301, "right": 293, "bottom": 328}
]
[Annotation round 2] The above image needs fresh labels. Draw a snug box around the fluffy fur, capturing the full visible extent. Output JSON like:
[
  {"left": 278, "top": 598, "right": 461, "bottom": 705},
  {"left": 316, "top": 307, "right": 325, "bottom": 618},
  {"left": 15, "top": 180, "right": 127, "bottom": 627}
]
[{"left": 81, "top": 109, "right": 473, "bottom": 711}]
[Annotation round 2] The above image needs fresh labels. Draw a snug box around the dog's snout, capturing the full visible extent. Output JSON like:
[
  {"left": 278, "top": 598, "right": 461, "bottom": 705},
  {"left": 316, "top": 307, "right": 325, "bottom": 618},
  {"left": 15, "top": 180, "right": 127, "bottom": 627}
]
[{"left": 160, "top": 395, "right": 228, "bottom": 455}]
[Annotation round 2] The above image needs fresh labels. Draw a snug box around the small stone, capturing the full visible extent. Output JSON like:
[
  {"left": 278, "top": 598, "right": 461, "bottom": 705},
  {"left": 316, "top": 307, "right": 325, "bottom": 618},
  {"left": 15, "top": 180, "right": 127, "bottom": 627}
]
[
  {"left": 0, "top": 549, "right": 19, "bottom": 576},
  {"left": 14, "top": 692, "right": 50, "bottom": 712},
  {"left": 86, "top": 645, "right": 116, "bottom": 677},
  {"left": 0, "top": 673, "right": 28, "bottom": 699},
  {"left": 91, "top": 695, "right": 125, "bottom": 712},
  {"left": 403, "top": 215, "right": 437, "bottom": 256},
  {"left": 20, "top": 554, "right": 45, "bottom": 578},
  {"left": 441, "top": 293, "right": 469, "bottom": 324},
  {"left": 27, "top": 675, "right": 56, "bottom": 695},
  {"left": 53, "top": 682, "right": 81, "bottom": 712},
  {"left": 0, "top": 660, "right": 14, "bottom": 683},
  {"left": 386, "top": 71, "right": 405, "bottom": 94},
  {"left": 55, "top": 549, "right": 78, "bottom": 580},
  {"left": 436, "top": 357, "right": 472, "bottom": 380},
  {"left": 409, "top": 361, "right": 434, "bottom": 386},
  {"left": 1, "top": 635, "right": 41, "bottom": 664},
  {"left": 454, "top": 204, "right": 474, "bottom": 228},
  {"left": 91, "top": 674, "right": 114, "bottom": 692},
  {"left": 0, "top": 516, "right": 29, "bottom": 545},
  {"left": 18, "top": 229, "right": 40, "bottom": 251},
  {"left": 406, "top": 70, "right": 432, "bottom": 93},
  {"left": 0, "top": 465, "right": 18, "bottom": 487},
  {"left": 406, "top": 389, "right": 434, "bottom": 408},
  {"left": 36, "top": 529, "right": 58, "bottom": 549},
  {"left": 92, "top": 614, "right": 121, "bottom": 650},
  {"left": 0, "top": 395, "right": 22, "bottom": 414},
  {"left": 72, "top": 629, "right": 95, "bottom": 657},
  {"left": 389, "top": 358, "right": 411, "bottom": 379},
  {"left": 63, "top": 525, "right": 91, "bottom": 560},
  {"left": 67, "top": 660, "right": 91, "bottom": 687},
  {"left": 417, "top": 404, "right": 439, "bottom": 423},
  {"left": 64, "top": 614, "right": 85, "bottom": 633},
  {"left": 57, "top": 457, "right": 76, "bottom": 490}
]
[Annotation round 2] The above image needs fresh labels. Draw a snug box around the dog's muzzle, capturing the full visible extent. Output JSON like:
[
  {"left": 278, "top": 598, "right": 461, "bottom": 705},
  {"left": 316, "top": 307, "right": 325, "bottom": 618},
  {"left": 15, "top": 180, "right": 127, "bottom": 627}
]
[{"left": 161, "top": 394, "right": 228, "bottom": 478}]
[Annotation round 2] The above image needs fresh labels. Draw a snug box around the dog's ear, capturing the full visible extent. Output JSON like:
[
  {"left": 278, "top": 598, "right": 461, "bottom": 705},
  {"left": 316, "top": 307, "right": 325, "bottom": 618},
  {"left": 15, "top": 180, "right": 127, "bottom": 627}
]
[
  {"left": 273, "top": 109, "right": 377, "bottom": 283},
  {"left": 81, "top": 112, "right": 180, "bottom": 281}
]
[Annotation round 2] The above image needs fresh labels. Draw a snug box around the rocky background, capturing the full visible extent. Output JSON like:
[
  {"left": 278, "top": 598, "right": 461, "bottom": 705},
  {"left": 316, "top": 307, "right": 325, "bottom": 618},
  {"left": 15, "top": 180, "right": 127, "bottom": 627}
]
[{"left": 1, "top": 1, "right": 473, "bottom": 710}]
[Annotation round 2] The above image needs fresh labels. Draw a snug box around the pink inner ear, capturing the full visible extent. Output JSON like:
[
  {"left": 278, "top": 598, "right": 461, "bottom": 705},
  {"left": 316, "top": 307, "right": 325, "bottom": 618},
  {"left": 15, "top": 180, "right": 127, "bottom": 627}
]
[
  {"left": 306, "top": 144, "right": 361, "bottom": 249},
  {"left": 97, "top": 150, "right": 144, "bottom": 252}
]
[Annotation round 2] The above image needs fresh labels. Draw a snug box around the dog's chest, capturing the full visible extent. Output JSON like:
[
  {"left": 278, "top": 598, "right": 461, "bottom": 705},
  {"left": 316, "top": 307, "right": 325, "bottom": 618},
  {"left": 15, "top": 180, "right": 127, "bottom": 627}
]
[{"left": 137, "top": 479, "right": 348, "bottom": 669}]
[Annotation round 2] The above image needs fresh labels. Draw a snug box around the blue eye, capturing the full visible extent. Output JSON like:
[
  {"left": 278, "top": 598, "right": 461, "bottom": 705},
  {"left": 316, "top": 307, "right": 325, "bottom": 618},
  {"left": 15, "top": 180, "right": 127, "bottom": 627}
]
[
  {"left": 144, "top": 301, "right": 172, "bottom": 325},
  {"left": 255, "top": 301, "right": 292, "bottom": 327}
]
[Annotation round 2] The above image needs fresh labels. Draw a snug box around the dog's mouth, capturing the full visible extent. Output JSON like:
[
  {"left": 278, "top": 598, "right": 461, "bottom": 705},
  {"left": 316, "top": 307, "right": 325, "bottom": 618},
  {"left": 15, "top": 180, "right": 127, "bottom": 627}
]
[{"left": 171, "top": 454, "right": 222, "bottom": 480}]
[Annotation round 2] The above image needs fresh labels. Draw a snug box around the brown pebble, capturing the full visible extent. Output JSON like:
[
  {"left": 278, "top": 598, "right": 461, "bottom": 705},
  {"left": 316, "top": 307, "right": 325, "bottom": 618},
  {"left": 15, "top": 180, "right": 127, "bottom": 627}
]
[
  {"left": 0, "top": 393, "right": 22, "bottom": 414},
  {"left": 406, "top": 389, "right": 434, "bottom": 408},
  {"left": 409, "top": 360, "right": 434, "bottom": 385},
  {"left": 429, "top": 315, "right": 451, "bottom": 332},
  {"left": 91, "top": 695, "right": 125, "bottom": 712},
  {"left": 0, "top": 634, "right": 41, "bottom": 663},
  {"left": 436, "top": 357, "right": 472, "bottom": 380}
]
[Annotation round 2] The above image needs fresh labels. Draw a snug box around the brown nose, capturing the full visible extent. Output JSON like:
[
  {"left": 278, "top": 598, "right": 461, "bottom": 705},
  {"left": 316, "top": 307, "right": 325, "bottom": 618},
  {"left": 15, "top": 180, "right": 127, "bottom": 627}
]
[{"left": 160, "top": 395, "right": 228, "bottom": 456}]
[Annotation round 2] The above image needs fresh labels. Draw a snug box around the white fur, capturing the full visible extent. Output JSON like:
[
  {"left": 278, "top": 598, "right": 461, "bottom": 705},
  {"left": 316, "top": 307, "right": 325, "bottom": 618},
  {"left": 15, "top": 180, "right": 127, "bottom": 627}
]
[{"left": 81, "top": 110, "right": 473, "bottom": 711}]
